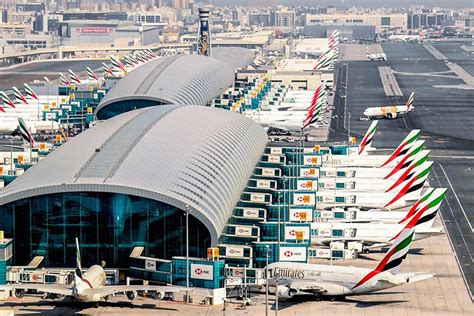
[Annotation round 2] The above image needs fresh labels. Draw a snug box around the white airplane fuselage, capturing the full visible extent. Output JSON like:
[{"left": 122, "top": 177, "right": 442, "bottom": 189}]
[
  {"left": 363, "top": 105, "right": 409, "bottom": 119},
  {"left": 268, "top": 262, "right": 406, "bottom": 297},
  {"left": 74, "top": 265, "right": 107, "bottom": 302},
  {"left": 310, "top": 222, "right": 442, "bottom": 247}
]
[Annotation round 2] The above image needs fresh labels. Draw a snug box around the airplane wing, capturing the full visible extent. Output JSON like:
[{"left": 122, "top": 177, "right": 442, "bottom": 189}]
[
  {"left": 0, "top": 284, "right": 74, "bottom": 297},
  {"left": 82, "top": 285, "right": 187, "bottom": 298},
  {"left": 317, "top": 237, "right": 390, "bottom": 249}
]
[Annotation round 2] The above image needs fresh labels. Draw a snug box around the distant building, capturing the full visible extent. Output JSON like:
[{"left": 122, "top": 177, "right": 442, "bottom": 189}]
[
  {"left": 15, "top": 2, "right": 45, "bottom": 13},
  {"left": 58, "top": 20, "right": 161, "bottom": 47},
  {"left": 275, "top": 9, "right": 295, "bottom": 28},
  {"left": 408, "top": 11, "right": 449, "bottom": 29},
  {"left": 249, "top": 12, "right": 271, "bottom": 27},
  {"left": 63, "top": 0, "right": 81, "bottom": 10},
  {"left": 304, "top": 23, "right": 376, "bottom": 41},
  {"left": 172, "top": 0, "right": 189, "bottom": 9},
  {"left": 305, "top": 13, "right": 408, "bottom": 31},
  {"left": 128, "top": 13, "right": 163, "bottom": 25},
  {"left": 60, "top": 12, "right": 128, "bottom": 21}
]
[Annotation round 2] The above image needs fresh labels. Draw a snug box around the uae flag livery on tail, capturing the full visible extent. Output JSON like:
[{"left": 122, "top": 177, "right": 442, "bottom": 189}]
[
  {"left": 389, "top": 188, "right": 447, "bottom": 242},
  {"left": 384, "top": 164, "right": 432, "bottom": 208},
  {"left": 18, "top": 117, "right": 35, "bottom": 148},
  {"left": 386, "top": 154, "right": 431, "bottom": 192},
  {"left": 110, "top": 55, "right": 126, "bottom": 72},
  {"left": 102, "top": 63, "right": 115, "bottom": 77},
  {"left": 87, "top": 67, "right": 99, "bottom": 81},
  {"left": 384, "top": 141, "right": 426, "bottom": 179},
  {"left": 406, "top": 92, "right": 415, "bottom": 111},
  {"left": 59, "top": 73, "right": 70, "bottom": 86},
  {"left": 397, "top": 188, "right": 446, "bottom": 225},
  {"left": 24, "top": 83, "right": 39, "bottom": 100},
  {"left": 69, "top": 69, "right": 81, "bottom": 84},
  {"left": 12, "top": 87, "right": 28, "bottom": 105},
  {"left": 0, "top": 91, "right": 15, "bottom": 108},
  {"left": 381, "top": 130, "right": 421, "bottom": 167},
  {"left": 353, "top": 228, "right": 415, "bottom": 289},
  {"left": 358, "top": 120, "right": 378, "bottom": 155}
]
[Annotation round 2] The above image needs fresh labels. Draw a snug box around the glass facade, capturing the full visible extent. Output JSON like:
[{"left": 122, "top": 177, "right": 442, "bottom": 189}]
[
  {"left": 0, "top": 192, "right": 211, "bottom": 268},
  {"left": 96, "top": 100, "right": 167, "bottom": 120}
]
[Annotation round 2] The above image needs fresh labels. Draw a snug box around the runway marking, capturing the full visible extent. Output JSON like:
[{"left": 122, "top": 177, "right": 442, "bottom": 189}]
[
  {"left": 431, "top": 155, "right": 474, "bottom": 159},
  {"left": 431, "top": 166, "right": 473, "bottom": 260},
  {"left": 438, "top": 164, "right": 474, "bottom": 232},
  {"left": 431, "top": 165, "right": 474, "bottom": 300}
]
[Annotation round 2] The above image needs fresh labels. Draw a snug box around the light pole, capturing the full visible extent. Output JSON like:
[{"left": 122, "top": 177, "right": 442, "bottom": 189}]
[
  {"left": 265, "top": 245, "right": 271, "bottom": 316},
  {"left": 275, "top": 279, "right": 279, "bottom": 316},
  {"left": 277, "top": 191, "right": 281, "bottom": 253},
  {"left": 9, "top": 136, "right": 13, "bottom": 174},
  {"left": 43, "top": 76, "right": 50, "bottom": 121},
  {"left": 283, "top": 175, "right": 287, "bottom": 242},
  {"left": 185, "top": 204, "right": 190, "bottom": 304},
  {"left": 347, "top": 112, "right": 351, "bottom": 148}
]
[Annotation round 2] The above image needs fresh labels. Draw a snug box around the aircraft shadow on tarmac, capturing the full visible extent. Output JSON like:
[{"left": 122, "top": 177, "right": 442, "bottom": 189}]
[
  {"left": 3, "top": 298, "right": 178, "bottom": 315},
  {"left": 270, "top": 292, "right": 407, "bottom": 311}
]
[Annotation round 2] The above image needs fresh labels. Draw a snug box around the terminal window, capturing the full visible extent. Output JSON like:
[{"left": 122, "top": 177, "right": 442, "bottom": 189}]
[{"left": 381, "top": 17, "right": 391, "bottom": 26}]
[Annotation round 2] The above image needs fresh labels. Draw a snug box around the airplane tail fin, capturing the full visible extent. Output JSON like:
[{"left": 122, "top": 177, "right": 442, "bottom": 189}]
[
  {"left": 384, "top": 144, "right": 427, "bottom": 179},
  {"left": 358, "top": 120, "right": 378, "bottom": 155},
  {"left": 389, "top": 188, "right": 447, "bottom": 241},
  {"left": 1, "top": 90, "right": 16, "bottom": 108},
  {"left": 396, "top": 188, "right": 447, "bottom": 226},
  {"left": 406, "top": 92, "right": 415, "bottom": 111},
  {"left": 18, "top": 117, "right": 35, "bottom": 148},
  {"left": 386, "top": 159, "right": 432, "bottom": 193},
  {"left": 384, "top": 163, "right": 432, "bottom": 208},
  {"left": 68, "top": 69, "right": 81, "bottom": 84},
  {"left": 12, "top": 86, "right": 28, "bottom": 105},
  {"left": 353, "top": 228, "right": 415, "bottom": 289},
  {"left": 75, "top": 237, "right": 83, "bottom": 279},
  {"left": 381, "top": 130, "right": 421, "bottom": 167}
]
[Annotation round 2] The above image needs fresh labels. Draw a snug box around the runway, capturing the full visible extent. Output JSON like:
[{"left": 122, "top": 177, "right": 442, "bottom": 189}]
[{"left": 331, "top": 42, "right": 474, "bottom": 299}]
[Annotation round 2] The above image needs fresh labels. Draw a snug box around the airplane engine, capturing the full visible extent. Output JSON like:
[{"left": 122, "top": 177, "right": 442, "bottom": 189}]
[
  {"left": 277, "top": 285, "right": 297, "bottom": 299},
  {"left": 386, "top": 113, "right": 397, "bottom": 119},
  {"left": 14, "top": 289, "right": 26, "bottom": 298},
  {"left": 126, "top": 291, "right": 136, "bottom": 301},
  {"left": 151, "top": 291, "right": 164, "bottom": 300},
  {"left": 46, "top": 293, "right": 58, "bottom": 299}
]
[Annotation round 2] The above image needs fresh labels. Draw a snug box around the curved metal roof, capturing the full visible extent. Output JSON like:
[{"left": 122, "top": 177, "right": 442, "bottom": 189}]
[
  {"left": 95, "top": 54, "right": 235, "bottom": 119},
  {"left": 212, "top": 47, "right": 255, "bottom": 69},
  {"left": 0, "top": 106, "right": 268, "bottom": 245}
]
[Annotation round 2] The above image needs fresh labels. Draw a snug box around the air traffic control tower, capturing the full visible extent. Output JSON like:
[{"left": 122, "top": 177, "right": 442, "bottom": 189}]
[{"left": 197, "top": 8, "right": 211, "bottom": 56}]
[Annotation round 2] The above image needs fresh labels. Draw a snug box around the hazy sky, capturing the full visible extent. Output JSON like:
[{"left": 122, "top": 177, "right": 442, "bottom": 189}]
[{"left": 210, "top": 0, "right": 473, "bottom": 9}]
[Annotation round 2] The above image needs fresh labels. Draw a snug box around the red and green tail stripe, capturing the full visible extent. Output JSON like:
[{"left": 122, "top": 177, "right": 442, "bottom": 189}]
[
  {"left": 353, "top": 229, "right": 414, "bottom": 289},
  {"left": 385, "top": 164, "right": 432, "bottom": 208},
  {"left": 358, "top": 120, "right": 378, "bottom": 155},
  {"left": 382, "top": 130, "right": 420, "bottom": 167}
]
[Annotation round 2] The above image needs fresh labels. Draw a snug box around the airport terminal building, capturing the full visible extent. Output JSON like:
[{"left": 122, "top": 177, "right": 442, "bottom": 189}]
[
  {"left": 0, "top": 48, "right": 268, "bottom": 268},
  {"left": 0, "top": 106, "right": 268, "bottom": 268}
]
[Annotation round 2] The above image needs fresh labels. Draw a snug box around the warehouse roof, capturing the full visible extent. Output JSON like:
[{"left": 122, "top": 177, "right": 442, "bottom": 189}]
[{"left": 0, "top": 106, "right": 268, "bottom": 245}]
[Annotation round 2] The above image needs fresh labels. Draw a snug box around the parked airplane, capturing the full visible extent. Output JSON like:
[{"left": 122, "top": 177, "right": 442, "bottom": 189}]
[
  {"left": 268, "top": 228, "right": 433, "bottom": 299},
  {"left": 363, "top": 92, "right": 415, "bottom": 120},
  {"left": 0, "top": 238, "right": 184, "bottom": 303},
  {"left": 310, "top": 188, "right": 446, "bottom": 249},
  {"left": 366, "top": 48, "right": 387, "bottom": 61}
]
